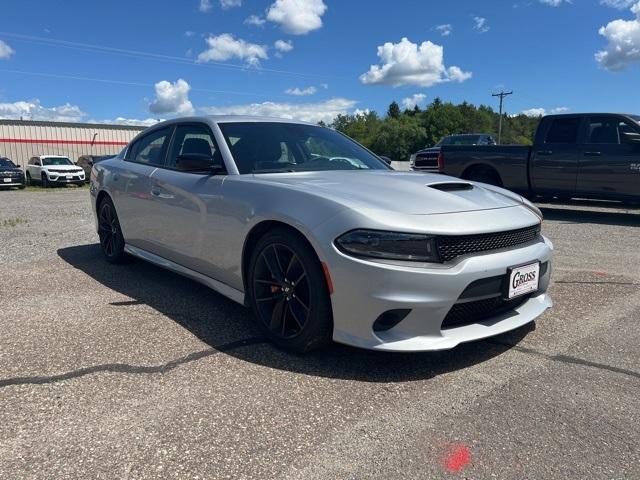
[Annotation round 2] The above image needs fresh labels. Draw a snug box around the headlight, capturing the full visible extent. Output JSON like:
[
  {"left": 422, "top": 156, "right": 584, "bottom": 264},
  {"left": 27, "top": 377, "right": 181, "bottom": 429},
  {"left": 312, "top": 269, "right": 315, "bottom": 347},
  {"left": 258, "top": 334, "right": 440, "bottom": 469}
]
[{"left": 335, "top": 229, "right": 438, "bottom": 262}]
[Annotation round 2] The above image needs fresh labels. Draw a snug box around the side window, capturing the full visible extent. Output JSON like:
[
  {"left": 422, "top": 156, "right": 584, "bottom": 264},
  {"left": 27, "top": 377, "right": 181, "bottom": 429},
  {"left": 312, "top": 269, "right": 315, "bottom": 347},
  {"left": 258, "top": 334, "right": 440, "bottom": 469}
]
[
  {"left": 127, "top": 128, "right": 171, "bottom": 166},
  {"left": 545, "top": 118, "right": 580, "bottom": 144},
  {"left": 166, "top": 124, "right": 224, "bottom": 170},
  {"left": 587, "top": 117, "right": 620, "bottom": 144},
  {"left": 618, "top": 120, "right": 639, "bottom": 138}
]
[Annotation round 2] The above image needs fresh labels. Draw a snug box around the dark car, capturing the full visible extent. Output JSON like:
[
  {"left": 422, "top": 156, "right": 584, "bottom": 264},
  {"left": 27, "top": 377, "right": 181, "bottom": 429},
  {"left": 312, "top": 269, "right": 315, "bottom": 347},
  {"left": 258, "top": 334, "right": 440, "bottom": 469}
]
[
  {"left": 437, "top": 113, "right": 640, "bottom": 203},
  {"left": 410, "top": 134, "right": 496, "bottom": 172},
  {"left": 76, "top": 155, "right": 115, "bottom": 182},
  {"left": 0, "top": 157, "right": 26, "bottom": 189}
]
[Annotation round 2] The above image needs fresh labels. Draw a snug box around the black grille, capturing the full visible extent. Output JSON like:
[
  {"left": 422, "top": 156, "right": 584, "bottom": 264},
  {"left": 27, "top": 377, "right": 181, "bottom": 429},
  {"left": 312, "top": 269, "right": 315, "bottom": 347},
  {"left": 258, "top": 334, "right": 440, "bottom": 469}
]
[
  {"left": 413, "top": 153, "right": 438, "bottom": 170},
  {"left": 441, "top": 295, "right": 529, "bottom": 329},
  {"left": 436, "top": 225, "right": 541, "bottom": 262}
]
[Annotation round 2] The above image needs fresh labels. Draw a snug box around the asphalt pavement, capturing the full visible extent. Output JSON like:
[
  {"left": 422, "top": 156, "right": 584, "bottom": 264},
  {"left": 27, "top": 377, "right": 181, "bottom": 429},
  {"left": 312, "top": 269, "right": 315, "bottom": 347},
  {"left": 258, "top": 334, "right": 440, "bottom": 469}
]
[{"left": 0, "top": 188, "right": 638, "bottom": 479}]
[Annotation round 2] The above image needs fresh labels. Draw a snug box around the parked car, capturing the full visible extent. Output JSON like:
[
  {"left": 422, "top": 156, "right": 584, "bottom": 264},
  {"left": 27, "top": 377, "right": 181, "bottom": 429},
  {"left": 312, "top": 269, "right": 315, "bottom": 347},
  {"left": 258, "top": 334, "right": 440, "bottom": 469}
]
[
  {"left": 0, "top": 157, "right": 26, "bottom": 189},
  {"left": 437, "top": 113, "right": 640, "bottom": 202},
  {"left": 91, "top": 116, "right": 552, "bottom": 353},
  {"left": 76, "top": 155, "right": 115, "bottom": 182},
  {"left": 26, "top": 155, "right": 86, "bottom": 187},
  {"left": 410, "top": 134, "right": 496, "bottom": 172}
]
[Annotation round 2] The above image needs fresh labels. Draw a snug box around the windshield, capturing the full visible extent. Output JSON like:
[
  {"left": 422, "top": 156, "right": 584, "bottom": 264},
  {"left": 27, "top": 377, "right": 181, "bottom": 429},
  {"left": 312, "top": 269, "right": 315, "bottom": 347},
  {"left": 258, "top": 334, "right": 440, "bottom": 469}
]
[
  {"left": 218, "top": 122, "right": 390, "bottom": 174},
  {"left": 42, "top": 157, "right": 73, "bottom": 166},
  {"left": 0, "top": 158, "right": 16, "bottom": 168},
  {"left": 436, "top": 135, "right": 483, "bottom": 146}
]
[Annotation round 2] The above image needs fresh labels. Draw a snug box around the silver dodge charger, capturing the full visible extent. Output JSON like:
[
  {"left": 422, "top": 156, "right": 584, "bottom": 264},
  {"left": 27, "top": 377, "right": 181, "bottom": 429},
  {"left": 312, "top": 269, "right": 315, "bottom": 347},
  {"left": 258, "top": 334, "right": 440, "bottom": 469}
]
[{"left": 90, "top": 116, "right": 553, "bottom": 352}]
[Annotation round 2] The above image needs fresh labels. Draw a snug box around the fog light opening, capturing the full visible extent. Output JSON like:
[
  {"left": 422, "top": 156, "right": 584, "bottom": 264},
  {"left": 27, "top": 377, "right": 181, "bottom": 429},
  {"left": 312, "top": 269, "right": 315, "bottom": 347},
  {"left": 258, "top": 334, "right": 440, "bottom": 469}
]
[{"left": 373, "top": 309, "right": 412, "bottom": 332}]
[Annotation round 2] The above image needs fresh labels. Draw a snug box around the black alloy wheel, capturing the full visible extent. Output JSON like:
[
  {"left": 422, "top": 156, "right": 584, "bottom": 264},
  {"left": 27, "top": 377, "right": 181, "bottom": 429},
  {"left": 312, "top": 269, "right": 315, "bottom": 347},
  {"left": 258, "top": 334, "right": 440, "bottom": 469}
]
[
  {"left": 249, "top": 229, "right": 332, "bottom": 352},
  {"left": 97, "top": 198, "right": 127, "bottom": 263}
]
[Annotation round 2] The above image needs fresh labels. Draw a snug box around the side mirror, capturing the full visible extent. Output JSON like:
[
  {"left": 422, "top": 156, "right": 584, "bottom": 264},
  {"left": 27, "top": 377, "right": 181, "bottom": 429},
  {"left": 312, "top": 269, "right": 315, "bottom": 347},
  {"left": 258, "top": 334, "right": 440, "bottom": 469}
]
[
  {"left": 622, "top": 132, "right": 640, "bottom": 144},
  {"left": 379, "top": 155, "right": 392, "bottom": 165},
  {"left": 176, "top": 153, "right": 217, "bottom": 172},
  {"left": 15, "top": 164, "right": 21, "bottom": 168}
]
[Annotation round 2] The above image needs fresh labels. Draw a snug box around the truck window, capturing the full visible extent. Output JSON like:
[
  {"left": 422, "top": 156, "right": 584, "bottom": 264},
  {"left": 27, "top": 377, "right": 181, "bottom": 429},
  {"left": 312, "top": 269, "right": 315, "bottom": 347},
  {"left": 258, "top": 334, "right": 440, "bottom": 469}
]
[
  {"left": 587, "top": 117, "right": 619, "bottom": 144},
  {"left": 545, "top": 118, "right": 580, "bottom": 144}
]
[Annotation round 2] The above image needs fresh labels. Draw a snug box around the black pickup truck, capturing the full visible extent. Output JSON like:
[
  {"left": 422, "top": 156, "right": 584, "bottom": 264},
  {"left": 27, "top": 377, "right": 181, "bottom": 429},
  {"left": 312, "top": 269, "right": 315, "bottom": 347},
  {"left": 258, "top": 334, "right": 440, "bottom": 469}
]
[{"left": 438, "top": 113, "right": 640, "bottom": 202}]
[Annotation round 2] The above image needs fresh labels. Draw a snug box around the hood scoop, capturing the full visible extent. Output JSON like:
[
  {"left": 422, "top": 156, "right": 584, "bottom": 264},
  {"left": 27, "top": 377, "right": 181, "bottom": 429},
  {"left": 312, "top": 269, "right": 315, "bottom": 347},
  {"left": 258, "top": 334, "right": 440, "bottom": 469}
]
[{"left": 427, "top": 182, "right": 474, "bottom": 192}]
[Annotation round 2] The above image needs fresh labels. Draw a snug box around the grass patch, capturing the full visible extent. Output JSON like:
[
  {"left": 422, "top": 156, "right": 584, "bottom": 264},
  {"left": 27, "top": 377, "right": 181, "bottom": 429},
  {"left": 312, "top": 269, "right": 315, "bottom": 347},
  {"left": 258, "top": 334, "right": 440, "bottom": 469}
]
[{"left": 1, "top": 217, "right": 28, "bottom": 228}]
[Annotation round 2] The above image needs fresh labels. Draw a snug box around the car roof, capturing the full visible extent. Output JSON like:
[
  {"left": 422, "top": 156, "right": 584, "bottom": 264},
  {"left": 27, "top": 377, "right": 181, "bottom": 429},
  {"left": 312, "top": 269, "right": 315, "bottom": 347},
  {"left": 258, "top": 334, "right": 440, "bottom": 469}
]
[
  {"left": 149, "top": 115, "right": 317, "bottom": 130},
  {"left": 39, "top": 154, "right": 70, "bottom": 158}
]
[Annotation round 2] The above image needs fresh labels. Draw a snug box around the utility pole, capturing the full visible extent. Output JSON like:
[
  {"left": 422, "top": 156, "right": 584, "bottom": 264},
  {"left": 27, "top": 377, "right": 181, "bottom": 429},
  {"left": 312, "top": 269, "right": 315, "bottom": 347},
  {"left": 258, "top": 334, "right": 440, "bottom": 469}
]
[{"left": 492, "top": 90, "right": 513, "bottom": 144}]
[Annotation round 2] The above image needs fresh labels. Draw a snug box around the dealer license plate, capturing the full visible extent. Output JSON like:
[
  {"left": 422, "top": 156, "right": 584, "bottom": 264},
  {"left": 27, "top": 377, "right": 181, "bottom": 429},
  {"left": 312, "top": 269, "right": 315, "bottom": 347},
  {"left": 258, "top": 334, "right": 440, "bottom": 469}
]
[
  {"left": 66, "top": 175, "right": 73, "bottom": 180},
  {"left": 3, "top": 178, "right": 11, "bottom": 183},
  {"left": 506, "top": 262, "right": 540, "bottom": 299}
]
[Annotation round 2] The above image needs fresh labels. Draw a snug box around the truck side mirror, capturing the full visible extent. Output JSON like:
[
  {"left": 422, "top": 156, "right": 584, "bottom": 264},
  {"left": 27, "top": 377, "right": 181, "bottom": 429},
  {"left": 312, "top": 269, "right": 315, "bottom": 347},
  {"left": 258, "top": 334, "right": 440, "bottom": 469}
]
[
  {"left": 379, "top": 155, "right": 392, "bottom": 165},
  {"left": 622, "top": 132, "right": 640, "bottom": 144}
]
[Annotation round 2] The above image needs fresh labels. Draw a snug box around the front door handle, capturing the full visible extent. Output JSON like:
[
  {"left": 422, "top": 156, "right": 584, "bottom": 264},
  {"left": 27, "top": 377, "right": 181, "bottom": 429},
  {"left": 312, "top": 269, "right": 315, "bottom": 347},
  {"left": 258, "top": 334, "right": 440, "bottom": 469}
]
[
  {"left": 151, "top": 188, "right": 174, "bottom": 200},
  {"left": 536, "top": 150, "right": 553, "bottom": 156},
  {"left": 584, "top": 151, "right": 602, "bottom": 156}
]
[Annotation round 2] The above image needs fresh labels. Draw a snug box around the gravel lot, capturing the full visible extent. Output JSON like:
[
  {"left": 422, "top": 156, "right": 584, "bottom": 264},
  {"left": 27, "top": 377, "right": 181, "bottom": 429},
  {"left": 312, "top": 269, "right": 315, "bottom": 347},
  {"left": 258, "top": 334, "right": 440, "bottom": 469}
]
[{"left": 1, "top": 187, "right": 639, "bottom": 479}]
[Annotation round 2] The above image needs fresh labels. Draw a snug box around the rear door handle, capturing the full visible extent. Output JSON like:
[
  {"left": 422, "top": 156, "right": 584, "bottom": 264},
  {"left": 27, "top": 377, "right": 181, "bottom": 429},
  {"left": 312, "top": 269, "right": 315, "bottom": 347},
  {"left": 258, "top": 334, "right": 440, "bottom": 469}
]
[
  {"left": 584, "top": 151, "right": 602, "bottom": 156},
  {"left": 536, "top": 150, "right": 553, "bottom": 156}
]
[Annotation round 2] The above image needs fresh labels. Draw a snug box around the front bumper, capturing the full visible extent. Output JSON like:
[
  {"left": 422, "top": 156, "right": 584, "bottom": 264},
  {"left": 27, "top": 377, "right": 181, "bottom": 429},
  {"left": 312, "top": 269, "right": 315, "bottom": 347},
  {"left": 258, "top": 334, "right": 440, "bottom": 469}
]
[
  {"left": 46, "top": 173, "right": 85, "bottom": 185},
  {"left": 0, "top": 178, "right": 25, "bottom": 187},
  {"left": 325, "top": 236, "right": 553, "bottom": 352}
]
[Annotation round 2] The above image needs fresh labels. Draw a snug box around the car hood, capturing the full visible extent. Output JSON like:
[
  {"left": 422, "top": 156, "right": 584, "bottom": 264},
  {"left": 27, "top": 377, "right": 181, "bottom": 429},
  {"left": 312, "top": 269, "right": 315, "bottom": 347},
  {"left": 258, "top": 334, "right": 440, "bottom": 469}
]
[
  {"left": 42, "top": 165, "right": 82, "bottom": 171},
  {"left": 250, "top": 170, "right": 527, "bottom": 215},
  {"left": 0, "top": 167, "right": 23, "bottom": 173}
]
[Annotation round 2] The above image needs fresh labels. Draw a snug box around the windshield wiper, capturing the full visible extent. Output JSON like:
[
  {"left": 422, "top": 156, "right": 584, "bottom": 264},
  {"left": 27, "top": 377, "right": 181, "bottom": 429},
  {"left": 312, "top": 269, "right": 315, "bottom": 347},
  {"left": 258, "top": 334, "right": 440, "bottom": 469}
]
[{"left": 252, "top": 168, "right": 297, "bottom": 174}]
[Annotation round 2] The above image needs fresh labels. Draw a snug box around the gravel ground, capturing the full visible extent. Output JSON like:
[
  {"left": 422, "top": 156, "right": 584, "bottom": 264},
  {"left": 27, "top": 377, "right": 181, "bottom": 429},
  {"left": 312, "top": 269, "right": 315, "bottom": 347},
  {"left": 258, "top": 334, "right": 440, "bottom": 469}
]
[{"left": 0, "top": 188, "right": 639, "bottom": 479}]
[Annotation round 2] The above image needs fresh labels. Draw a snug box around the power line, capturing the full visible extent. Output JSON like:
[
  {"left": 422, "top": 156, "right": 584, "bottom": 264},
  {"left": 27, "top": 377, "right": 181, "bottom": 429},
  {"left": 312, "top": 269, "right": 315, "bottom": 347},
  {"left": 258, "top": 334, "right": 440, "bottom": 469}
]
[
  {"left": 0, "top": 32, "right": 341, "bottom": 80},
  {"left": 492, "top": 90, "right": 513, "bottom": 144}
]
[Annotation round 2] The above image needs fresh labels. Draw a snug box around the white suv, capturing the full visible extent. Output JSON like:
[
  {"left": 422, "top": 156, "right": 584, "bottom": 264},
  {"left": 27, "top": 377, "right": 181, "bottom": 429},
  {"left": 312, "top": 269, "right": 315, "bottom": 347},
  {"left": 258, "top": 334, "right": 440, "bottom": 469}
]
[{"left": 26, "top": 155, "right": 85, "bottom": 187}]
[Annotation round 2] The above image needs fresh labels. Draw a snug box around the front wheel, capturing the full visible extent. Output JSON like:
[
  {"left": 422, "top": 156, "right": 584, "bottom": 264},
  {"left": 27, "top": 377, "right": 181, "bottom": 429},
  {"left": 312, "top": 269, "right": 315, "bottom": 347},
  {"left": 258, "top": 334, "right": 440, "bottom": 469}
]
[
  {"left": 25, "top": 172, "right": 32, "bottom": 186},
  {"left": 97, "top": 197, "right": 127, "bottom": 264},
  {"left": 248, "top": 229, "right": 332, "bottom": 353},
  {"left": 41, "top": 174, "right": 49, "bottom": 188}
]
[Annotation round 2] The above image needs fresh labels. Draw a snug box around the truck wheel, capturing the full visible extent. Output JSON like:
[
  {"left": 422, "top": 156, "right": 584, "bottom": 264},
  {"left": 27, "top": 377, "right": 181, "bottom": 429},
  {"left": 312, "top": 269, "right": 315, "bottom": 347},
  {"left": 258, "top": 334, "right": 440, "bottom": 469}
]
[{"left": 468, "top": 168, "right": 502, "bottom": 187}]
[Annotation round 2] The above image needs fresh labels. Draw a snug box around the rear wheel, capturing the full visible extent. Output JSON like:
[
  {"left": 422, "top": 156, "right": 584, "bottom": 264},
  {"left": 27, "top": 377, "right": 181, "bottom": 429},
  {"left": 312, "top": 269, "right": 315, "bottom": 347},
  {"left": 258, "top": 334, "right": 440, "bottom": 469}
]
[
  {"left": 467, "top": 167, "right": 502, "bottom": 187},
  {"left": 97, "top": 197, "right": 127, "bottom": 264},
  {"left": 248, "top": 229, "right": 332, "bottom": 352}
]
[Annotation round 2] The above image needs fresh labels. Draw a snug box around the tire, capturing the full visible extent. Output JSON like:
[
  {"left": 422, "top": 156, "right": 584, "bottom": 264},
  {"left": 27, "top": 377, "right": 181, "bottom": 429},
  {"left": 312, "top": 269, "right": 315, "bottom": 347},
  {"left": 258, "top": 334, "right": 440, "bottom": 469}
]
[
  {"left": 18, "top": 184, "right": 25, "bottom": 190},
  {"left": 41, "top": 173, "right": 49, "bottom": 188},
  {"left": 25, "top": 172, "right": 32, "bottom": 186},
  {"left": 97, "top": 197, "right": 128, "bottom": 264},
  {"left": 247, "top": 228, "right": 332, "bottom": 353},
  {"left": 467, "top": 168, "right": 502, "bottom": 187}
]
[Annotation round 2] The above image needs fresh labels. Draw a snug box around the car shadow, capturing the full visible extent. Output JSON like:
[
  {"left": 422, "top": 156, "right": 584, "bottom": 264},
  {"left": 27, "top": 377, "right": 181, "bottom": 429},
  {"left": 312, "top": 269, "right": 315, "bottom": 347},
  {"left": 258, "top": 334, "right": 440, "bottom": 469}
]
[{"left": 57, "top": 244, "right": 533, "bottom": 383}]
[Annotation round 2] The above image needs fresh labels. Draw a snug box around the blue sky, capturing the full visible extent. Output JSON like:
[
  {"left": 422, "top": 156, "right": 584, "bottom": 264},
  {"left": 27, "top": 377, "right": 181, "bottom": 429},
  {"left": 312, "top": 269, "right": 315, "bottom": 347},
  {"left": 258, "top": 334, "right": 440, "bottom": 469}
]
[{"left": 1, "top": 0, "right": 639, "bottom": 125}]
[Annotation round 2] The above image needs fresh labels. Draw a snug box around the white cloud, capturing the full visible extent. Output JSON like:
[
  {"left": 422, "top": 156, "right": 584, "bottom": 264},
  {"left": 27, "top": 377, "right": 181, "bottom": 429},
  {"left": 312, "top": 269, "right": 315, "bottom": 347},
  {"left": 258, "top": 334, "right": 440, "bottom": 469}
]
[
  {"left": 148, "top": 79, "right": 194, "bottom": 116},
  {"left": 199, "top": 0, "right": 212, "bottom": 12},
  {"left": 434, "top": 24, "right": 453, "bottom": 36},
  {"left": 201, "top": 97, "right": 357, "bottom": 124},
  {"left": 521, "top": 106, "right": 569, "bottom": 117},
  {"left": 601, "top": 0, "right": 636, "bottom": 8},
  {"left": 539, "top": 0, "right": 570, "bottom": 6},
  {"left": 0, "top": 40, "right": 15, "bottom": 60},
  {"left": 353, "top": 108, "right": 371, "bottom": 117},
  {"left": 244, "top": 14, "right": 266, "bottom": 26},
  {"left": 220, "top": 0, "right": 241, "bottom": 9},
  {"left": 401, "top": 93, "right": 427, "bottom": 109},
  {"left": 266, "top": 0, "right": 327, "bottom": 35},
  {"left": 94, "top": 117, "right": 160, "bottom": 127},
  {"left": 596, "top": 1, "right": 640, "bottom": 70},
  {"left": 197, "top": 34, "right": 268, "bottom": 66},
  {"left": 274, "top": 39, "right": 294, "bottom": 52},
  {"left": 359, "top": 37, "right": 472, "bottom": 87},
  {"left": 285, "top": 86, "right": 317, "bottom": 96},
  {"left": 474, "top": 16, "right": 490, "bottom": 33},
  {"left": 0, "top": 100, "right": 86, "bottom": 122}
]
